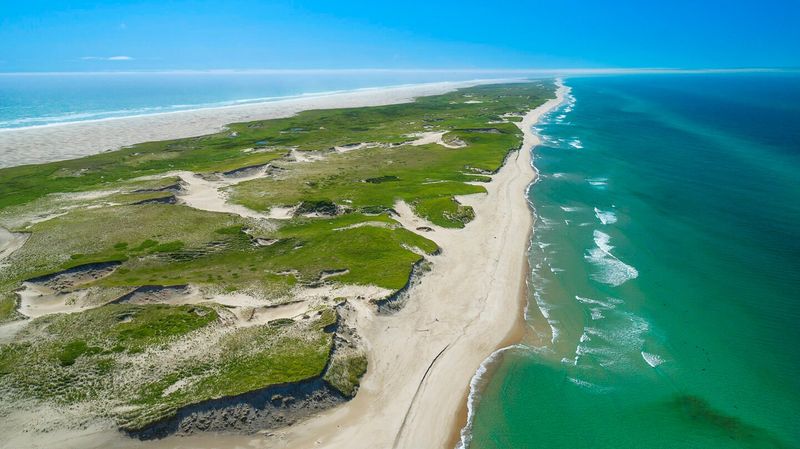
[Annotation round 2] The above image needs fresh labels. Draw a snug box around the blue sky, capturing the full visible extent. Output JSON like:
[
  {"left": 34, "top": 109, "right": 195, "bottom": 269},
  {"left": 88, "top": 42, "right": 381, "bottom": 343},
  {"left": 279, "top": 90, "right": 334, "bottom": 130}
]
[{"left": 1, "top": 0, "right": 798, "bottom": 72}]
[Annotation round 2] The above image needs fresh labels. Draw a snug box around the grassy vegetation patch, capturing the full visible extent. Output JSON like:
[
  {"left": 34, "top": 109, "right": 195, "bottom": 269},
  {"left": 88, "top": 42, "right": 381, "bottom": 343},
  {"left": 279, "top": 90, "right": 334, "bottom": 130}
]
[
  {"left": 0, "top": 303, "right": 339, "bottom": 430},
  {"left": 94, "top": 213, "right": 437, "bottom": 293},
  {"left": 0, "top": 81, "right": 555, "bottom": 429},
  {"left": 324, "top": 352, "right": 368, "bottom": 397},
  {"left": 0, "top": 294, "right": 21, "bottom": 323},
  {"left": 0, "top": 299, "right": 337, "bottom": 428},
  {"left": 0, "top": 204, "right": 246, "bottom": 296},
  {"left": 0, "top": 304, "right": 217, "bottom": 402},
  {"left": 414, "top": 196, "right": 476, "bottom": 228}
]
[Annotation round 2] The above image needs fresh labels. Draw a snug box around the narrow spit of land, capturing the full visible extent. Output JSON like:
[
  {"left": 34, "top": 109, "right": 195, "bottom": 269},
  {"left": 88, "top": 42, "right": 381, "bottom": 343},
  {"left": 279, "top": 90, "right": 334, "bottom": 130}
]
[{"left": 0, "top": 80, "right": 560, "bottom": 449}]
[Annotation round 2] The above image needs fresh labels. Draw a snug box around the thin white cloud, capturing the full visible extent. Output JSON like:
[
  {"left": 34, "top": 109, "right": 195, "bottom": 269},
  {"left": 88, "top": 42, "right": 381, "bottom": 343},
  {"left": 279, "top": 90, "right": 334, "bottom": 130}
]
[{"left": 80, "top": 56, "right": 134, "bottom": 61}]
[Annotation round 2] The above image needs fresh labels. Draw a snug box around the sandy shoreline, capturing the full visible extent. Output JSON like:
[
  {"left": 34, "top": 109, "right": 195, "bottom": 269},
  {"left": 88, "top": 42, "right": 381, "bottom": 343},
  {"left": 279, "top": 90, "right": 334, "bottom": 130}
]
[
  {"left": 0, "top": 80, "right": 567, "bottom": 449},
  {"left": 153, "top": 80, "right": 564, "bottom": 449},
  {"left": 0, "top": 79, "right": 513, "bottom": 169}
]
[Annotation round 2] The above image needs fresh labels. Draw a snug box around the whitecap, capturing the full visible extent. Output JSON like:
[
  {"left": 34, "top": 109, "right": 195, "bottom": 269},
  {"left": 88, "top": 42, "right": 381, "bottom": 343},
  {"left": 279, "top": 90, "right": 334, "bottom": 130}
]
[
  {"left": 568, "top": 377, "right": 597, "bottom": 389},
  {"left": 575, "top": 295, "right": 623, "bottom": 309},
  {"left": 456, "top": 344, "right": 525, "bottom": 449},
  {"left": 579, "top": 331, "right": 592, "bottom": 343},
  {"left": 584, "top": 230, "right": 639, "bottom": 286},
  {"left": 641, "top": 351, "right": 665, "bottom": 367},
  {"left": 586, "top": 177, "right": 608, "bottom": 189},
  {"left": 569, "top": 139, "right": 584, "bottom": 149},
  {"left": 593, "top": 207, "right": 618, "bottom": 225}
]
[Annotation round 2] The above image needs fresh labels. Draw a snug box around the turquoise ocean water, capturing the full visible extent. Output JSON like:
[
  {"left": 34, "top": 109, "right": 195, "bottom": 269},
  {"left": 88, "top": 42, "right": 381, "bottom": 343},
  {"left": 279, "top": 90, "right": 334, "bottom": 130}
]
[
  {"left": 466, "top": 74, "right": 800, "bottom": 448},
  {"left": 0, "top": 71, "right": 513, "bottom": 130}
]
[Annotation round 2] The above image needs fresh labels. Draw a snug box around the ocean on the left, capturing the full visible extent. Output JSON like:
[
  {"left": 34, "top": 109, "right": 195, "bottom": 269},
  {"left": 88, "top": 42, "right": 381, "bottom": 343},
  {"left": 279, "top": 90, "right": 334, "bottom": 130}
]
[{"left": 0, "top": 71, "right": 501, "bottom": 130}]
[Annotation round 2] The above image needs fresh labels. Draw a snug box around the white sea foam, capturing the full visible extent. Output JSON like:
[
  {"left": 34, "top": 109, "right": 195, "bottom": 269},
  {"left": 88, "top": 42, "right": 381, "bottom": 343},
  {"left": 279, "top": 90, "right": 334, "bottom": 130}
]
[
  {"left": 585, "top": 230, "right": 639, "bottom": 286},
  {"left": 641, "top": 351, "right": 665, "bottom": 367},
  {"left": 573, "top": 306, "right": 653, "bottom": 373},
  {"left": 456, "top": 344, "right": 525, "bottom": 449},
  {"left": 533, "top": 290, "right": 560, "bottom": 344},
  {"left": 593, "top": 207, "right": 618, "bottom": 225},
  {"left": 590, "top": 308, "right": 605, "bottom": 320},
  {"left": 538, "top": 217, "right": 558, "bottom": 230},
  {"left": 575, "top": 295, "right": 623, "bottom": 309},
  {"left": 560, "top": 206, "right": 581, "bottom": 212},
  {"left": 568, "top": 138, "right": 584, "bottom": 149},
  {"left": 586, "top": 177, "right": 608, "bottom": 189},
  {"left": 568, "top": 377, "right": 596, "bottom": 389}
]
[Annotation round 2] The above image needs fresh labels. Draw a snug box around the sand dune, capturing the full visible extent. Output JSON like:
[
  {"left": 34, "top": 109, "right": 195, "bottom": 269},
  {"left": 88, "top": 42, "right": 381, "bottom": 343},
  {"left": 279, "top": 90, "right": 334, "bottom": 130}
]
[{"left": 0, "top": 80, "right": 567, "bottom": 449}]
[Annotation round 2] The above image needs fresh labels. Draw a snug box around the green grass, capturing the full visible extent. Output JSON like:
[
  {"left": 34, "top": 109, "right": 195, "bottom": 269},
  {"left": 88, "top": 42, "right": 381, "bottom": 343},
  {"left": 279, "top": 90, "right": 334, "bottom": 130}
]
[
  {"left": 0, "top": 294, "right": 20, "bottom": 323},
  {"left": 324, "top": 352, "right": 368, "bottom": 397},
  {"left": 0, "top": 141, "right": 284, "bottom": 211},
  {"left": 0, "top": 304, "right": 218, "bottom": 403},
  {"left": 0, "top": 303, "right": 337, "bottom": 430},
  {"left": 222, "top": 83, "right": 552, "bottom": 226},
  {"left": 0, "top": 81, "right": 555, "bottom": 428},
  {"left": 0, "top": 204, "right": 247, "bottom": 296},
  {"left": 89, "top": 213, "right": 436, "bottom": 294},
  {"left": 414, "top": 196, "right": 476, "bottom": 228}
]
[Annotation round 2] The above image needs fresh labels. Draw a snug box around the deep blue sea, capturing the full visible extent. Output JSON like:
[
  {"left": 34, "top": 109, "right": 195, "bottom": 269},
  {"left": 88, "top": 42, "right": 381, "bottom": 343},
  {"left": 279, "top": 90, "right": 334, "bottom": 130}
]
[
  {"left": 0, "top": 71, "right": 513, "bottom": 129},
  {"left": 467, "top": 74, "right": 800, "bottom": 448}
]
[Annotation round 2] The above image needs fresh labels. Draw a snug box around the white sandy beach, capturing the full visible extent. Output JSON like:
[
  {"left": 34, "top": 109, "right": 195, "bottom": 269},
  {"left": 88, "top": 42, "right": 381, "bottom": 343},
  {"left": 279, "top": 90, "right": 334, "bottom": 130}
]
[
  {"left": 0, "top": 79, "right": 511, "bottom": 168},
  {"left": 0, "top": 80, "right": 567, "bottom": 449}
]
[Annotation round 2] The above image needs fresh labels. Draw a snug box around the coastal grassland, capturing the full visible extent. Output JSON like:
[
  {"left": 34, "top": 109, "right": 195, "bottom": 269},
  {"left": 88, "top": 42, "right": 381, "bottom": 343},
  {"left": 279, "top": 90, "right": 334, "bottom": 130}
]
[
  {"left": 0, "top": 294, "right": 20, "bottom": 323},
  {"left": 0, "top": 174, "right": 182, "bottom": 230},
  {"left": 91, "top": 212, "right": 436, "bottom": 295},
  {"left": 0, "top": 204, "right": 246, "bottom": 286},
  {"left": 0, "top": 302, "right": 338, "bottom": 430},
  {"left": 0, "top": 137, "right": 285, "bottom": 210},
  {"left": 0, "top": 82, "right": 552, "bottom": 215},
  {"left": 0, "top": 81, "right": 554, "bottom": 432},
  {"left": 0, "top": 203, "right": 437, "bottom": 303},
  {"left": 228, "top": 84, "right": 550, "bottom": 227},
  {"left": 323, "top": 352, "right": 368, "bottom": 397}
]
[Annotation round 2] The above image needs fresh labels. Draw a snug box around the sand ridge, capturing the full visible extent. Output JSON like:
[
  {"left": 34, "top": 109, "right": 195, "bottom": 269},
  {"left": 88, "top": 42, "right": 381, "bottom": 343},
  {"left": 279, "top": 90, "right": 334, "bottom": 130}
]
[
  {"left": 0, "top": 80, "right": 567, "bottom": 449},
  {"left": 137, "top": 80, "right": 569, "bottom": 449}
]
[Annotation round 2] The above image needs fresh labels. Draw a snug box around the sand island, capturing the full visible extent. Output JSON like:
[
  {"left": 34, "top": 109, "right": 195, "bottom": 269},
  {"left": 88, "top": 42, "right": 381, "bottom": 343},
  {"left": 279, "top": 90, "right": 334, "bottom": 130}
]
[{"left": 0, "top": 79, "right": 566, "bottom": 449}]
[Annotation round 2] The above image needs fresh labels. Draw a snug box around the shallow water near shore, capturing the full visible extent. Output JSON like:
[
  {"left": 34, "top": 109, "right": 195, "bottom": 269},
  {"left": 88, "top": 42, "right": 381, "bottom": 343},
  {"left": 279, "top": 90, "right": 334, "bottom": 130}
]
[
  {"left": 0, "top": 71, "right": 518, "bottom": 130},
  {"left": 467, "top": 74, "right": 800, "bottom": 448}
]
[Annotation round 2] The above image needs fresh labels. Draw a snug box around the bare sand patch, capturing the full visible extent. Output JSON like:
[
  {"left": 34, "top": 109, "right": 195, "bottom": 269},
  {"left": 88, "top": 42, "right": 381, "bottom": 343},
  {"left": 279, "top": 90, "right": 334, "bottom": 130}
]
[{"left": 406, "top": 131, "right": 467, "bottom": 149}]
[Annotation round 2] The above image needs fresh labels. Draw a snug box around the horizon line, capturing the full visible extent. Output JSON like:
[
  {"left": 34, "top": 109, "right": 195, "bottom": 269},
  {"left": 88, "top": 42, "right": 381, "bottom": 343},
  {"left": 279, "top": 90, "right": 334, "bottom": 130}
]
[{"left": 0, "top": 67, "right": 796, "bottom": 76}]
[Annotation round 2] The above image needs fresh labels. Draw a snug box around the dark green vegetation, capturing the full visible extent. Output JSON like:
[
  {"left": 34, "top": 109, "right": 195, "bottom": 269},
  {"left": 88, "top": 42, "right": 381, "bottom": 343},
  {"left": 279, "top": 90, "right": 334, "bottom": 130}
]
[
  {"left": 227, "top": 88, "right": 545, "bottom": 227},
  {"left": 0, "top": 303, "right": 337, "bottom": 430},
  {"left": 0, "top": 81, "right": 553, "bottom": 431},
  {"left": 323, "top": 352, "right": 368, "bottom": 397},
  {"left": 0, "top": 295, "right": 19, "bottom": 323}
]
